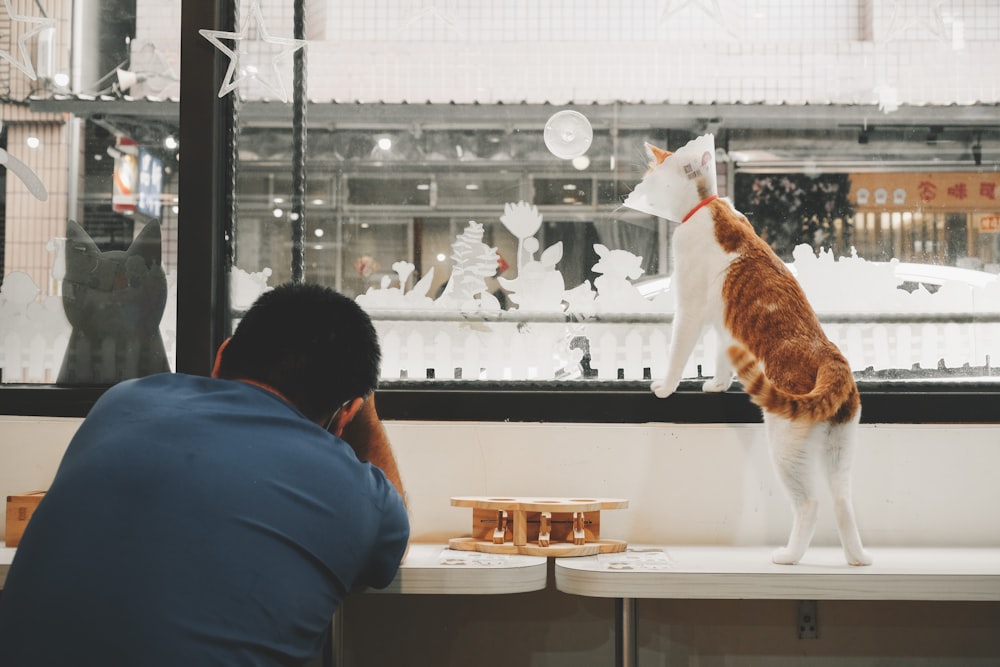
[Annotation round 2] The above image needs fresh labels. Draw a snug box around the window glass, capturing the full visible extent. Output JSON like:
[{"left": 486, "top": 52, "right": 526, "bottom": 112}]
[
  {"left": 1, "top": 0, "right": 180, "bottom": 385},
  {"left": 4, "top": 1, "right": 1000, "bottom": 397},
  {"left": 216, "top": 0, "right": 1000, "bottom": 386}
]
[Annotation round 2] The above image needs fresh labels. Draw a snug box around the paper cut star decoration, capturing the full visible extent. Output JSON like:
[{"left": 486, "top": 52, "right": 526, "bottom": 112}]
[
  {"left": 880, "top": 0, "right": 951, "bottom": 44},
  {"left": 659, "top": 0, "right": 738, "bottom": 36},
  {"left": 0, "top": 0, "right": 56, "bottom": 81},
  {"left": 199, "top": 0, "right": 306, "bottom": 102},
  {"left": 395, "top": 1, "right": 466, "bottom": 39}
]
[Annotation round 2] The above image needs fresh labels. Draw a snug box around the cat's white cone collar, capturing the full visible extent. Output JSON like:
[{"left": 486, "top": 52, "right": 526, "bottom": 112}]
[{"left": 622, "top": 133, "right": 718, "bottom": 222}]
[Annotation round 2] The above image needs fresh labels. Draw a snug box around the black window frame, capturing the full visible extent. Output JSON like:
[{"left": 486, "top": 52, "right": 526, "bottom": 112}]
[{"left": 1, "top": 0, "right": 998, "bottom": 426}]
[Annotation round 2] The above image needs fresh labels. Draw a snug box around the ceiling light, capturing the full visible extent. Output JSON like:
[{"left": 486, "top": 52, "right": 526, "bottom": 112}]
[
  {"left": 465, "top": 183, "right": 479, "bottom": 190},
  {"left": 377, "top": 137, "right": 392, "bottom": 150}
]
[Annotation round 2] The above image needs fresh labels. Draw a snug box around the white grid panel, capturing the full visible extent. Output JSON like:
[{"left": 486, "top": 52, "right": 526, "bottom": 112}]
[
  {"left": 123, "top": 1, "right": 1000, "bottom": 105},
  {"left": 323, "top": 1, "right": 861, "bottom": 43},
  {"left": 297, "top": 0, "right": 1000, "bottom": 105}
]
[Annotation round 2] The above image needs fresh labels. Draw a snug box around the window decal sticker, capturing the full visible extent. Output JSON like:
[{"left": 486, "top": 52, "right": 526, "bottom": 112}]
[
  {"left": 199, "top": 0, "right": 306, "bottom": 103},
  {"left": 0, "top": 0, "right": 56, "bottom": 81}
]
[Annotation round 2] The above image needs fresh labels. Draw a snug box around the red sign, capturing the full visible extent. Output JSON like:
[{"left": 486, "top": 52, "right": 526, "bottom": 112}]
[{"left": 851, "top": 172, "right": 1000, "bottom": 212}]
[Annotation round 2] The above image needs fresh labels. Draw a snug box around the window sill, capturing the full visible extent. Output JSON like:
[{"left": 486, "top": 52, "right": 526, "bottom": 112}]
[{"left": 2, "top": 380, "right": 998, "bottom": 424}]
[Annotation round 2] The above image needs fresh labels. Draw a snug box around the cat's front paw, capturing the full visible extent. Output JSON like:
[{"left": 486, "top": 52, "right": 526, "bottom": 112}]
[
  {"left": 771, "top": 547, "right": 803, "bottom": 565},
  {"left": 702, "top": 375, "right": 733, "bottom": 393},
  {"left": 650, "top": 379, "right": 678, "bottom": 399},
  {"left": 845, "top": 548, "right": 873, "bottom": 567}
]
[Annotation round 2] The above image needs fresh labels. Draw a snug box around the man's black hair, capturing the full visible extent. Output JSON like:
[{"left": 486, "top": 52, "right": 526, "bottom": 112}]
[{"left": 218, "top": 283, "right": 381, "bottom": 422}]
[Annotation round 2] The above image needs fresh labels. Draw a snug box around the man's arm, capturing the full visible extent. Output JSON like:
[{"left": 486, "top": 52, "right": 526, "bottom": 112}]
[{"left": 340, "top": 393, "right": 407, "bottom": 506}]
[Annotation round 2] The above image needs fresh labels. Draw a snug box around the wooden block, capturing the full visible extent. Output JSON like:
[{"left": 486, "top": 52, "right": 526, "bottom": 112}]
[
  {"left": 5, "top": 491, "right": 45, "bottom": 547},
  {"left": 469, "top": 507, "right": 604, "bottom": 544},
  {"left": 450, "top": 496, "right": 629, "bottom": 557}
]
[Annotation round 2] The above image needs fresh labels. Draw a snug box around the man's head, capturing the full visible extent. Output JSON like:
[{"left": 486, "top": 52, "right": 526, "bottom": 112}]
[{"left": 215, "top": 283, "right": 381, "bottom": 424}]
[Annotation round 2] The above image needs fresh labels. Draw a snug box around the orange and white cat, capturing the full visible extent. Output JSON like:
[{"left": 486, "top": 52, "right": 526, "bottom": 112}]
[{"left": 624, "top": 135, "right": 871, "bottom": 566}]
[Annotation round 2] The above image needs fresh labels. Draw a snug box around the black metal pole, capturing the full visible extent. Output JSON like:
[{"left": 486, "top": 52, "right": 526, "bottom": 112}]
[{"left": 291, "top": 0, "right": 306, "bottom": 284}]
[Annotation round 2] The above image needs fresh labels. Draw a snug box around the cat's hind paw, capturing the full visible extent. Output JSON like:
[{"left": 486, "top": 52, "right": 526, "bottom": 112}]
[
  {"left": 702, "top": 375, "right": 733, "bottom": 393},
  {"left": 650, "top": 379, "right": 678, "bottom": 399}
]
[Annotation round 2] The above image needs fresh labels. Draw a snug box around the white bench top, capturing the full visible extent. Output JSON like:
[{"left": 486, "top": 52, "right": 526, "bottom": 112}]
[
  {"left": 9, "top": 543, "right": 997, "bottom": 601},
  {"left": 367, "top": 543, "right": 549, "bottom": 595},
  {"left": 1, "top": 543, "right": 548, "bottom": 596},
  {"left": 0, "top": 543, "right": 14, "bottom": 588},
  {"left": 555, "top": 546, "right": 1000, "bottom": 601}
]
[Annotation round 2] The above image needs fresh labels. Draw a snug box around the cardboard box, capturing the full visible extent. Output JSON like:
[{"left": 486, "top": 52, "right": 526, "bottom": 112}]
[{"left": 5, "top": 491, "right": 46, "bottom": 547}]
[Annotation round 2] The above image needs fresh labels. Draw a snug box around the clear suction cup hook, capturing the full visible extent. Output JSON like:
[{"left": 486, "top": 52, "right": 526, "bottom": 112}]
[{"left": 543, "top": 110, "right": 593, "bottom": 159}]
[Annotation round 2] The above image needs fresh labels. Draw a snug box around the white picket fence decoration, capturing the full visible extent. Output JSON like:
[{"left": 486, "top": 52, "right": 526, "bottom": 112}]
[
  {"left": 369, "top": 314, "right": 1000, "bottom": 382},
  {"left": 3, "top": 307, "right": 998, "bottom": 384}
]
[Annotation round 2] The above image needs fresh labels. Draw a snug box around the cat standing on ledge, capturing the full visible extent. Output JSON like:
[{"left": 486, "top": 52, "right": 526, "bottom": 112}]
[{"left": 623, "top": 135, "right": 871, "bottom": 567}]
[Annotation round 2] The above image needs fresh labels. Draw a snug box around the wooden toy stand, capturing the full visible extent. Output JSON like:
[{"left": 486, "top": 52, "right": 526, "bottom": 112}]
[{"left": 448, "top": 496, "right": 629, "bottom": 557}]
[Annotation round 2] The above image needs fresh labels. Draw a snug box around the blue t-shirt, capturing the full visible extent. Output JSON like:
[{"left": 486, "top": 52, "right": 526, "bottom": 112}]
[{"left": 0, "top": 373, "right": 409, "bottom": 667}]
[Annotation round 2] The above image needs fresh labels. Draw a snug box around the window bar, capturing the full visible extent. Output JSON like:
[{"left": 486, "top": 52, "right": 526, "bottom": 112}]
[{"left": 291, "top": 0, "right": 307, "bottom": 284}]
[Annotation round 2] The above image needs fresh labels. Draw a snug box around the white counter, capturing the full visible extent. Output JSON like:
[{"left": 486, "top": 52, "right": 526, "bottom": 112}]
[
  {"left": 555, "top": 546, "right": 1000, "bottom": 601},
  {"left": 369, "top": 543, "right": 549, "bottom": 595},
  {"left": 0, "top": 542, "right": 14, "bottom": 588},
  {"left": 0, "top": 542, "right": 549, "bottom": 596}
]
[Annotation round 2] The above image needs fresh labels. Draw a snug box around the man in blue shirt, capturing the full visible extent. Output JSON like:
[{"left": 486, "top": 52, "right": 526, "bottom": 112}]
[{"left": 0, "top": 283, "right": 409, "bottom": 666}]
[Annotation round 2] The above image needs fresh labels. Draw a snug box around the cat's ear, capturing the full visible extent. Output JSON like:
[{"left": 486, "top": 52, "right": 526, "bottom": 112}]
[
  {"left": 644, "top": 143, "right": 672, "bottom": 165},
  {"left": 126, "top": 222, "right": 162, "bottom": 269},
  {"left": 65, "top": 219, "right": 100, "bottom": 254}
]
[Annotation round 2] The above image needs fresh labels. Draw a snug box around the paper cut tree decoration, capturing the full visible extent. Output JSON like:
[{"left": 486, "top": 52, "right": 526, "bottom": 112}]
[{"left": 438, "top": 220, "right": 501, "bottom": 310}]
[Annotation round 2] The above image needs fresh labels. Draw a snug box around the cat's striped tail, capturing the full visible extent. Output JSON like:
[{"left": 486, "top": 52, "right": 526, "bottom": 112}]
[{"left": 728, "top": 345, "right": 858, "bottom": 423}]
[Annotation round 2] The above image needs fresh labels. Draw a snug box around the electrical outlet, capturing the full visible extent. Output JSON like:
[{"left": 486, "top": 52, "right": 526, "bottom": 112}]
[{"left": 798, "top": 599, "right": 818, "bottom": 639}]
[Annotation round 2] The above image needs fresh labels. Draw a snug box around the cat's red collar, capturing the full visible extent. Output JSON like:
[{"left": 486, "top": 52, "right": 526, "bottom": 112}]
[{"left": 681, "top": 194, "right": 719, "bottom": 223}]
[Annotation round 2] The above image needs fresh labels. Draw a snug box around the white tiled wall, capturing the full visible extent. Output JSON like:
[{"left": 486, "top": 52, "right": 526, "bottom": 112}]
[{"left": 134, "top": 1, "right": 1000, "bottom": 105}]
